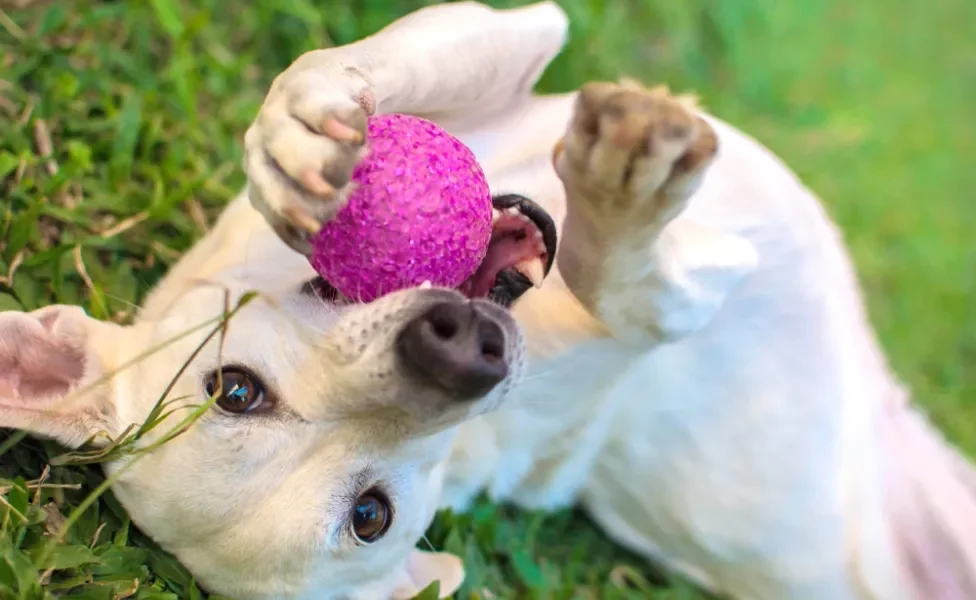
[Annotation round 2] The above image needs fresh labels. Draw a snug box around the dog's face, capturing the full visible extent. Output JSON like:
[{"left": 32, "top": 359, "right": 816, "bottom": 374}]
[{"left": 0, "top": 270, "right": 524, "bottom": 598}]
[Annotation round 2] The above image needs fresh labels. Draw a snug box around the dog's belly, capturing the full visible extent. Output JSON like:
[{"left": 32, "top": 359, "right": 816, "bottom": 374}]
[{"left": 580, "top": 321, "right": 855, "bottom": 598}]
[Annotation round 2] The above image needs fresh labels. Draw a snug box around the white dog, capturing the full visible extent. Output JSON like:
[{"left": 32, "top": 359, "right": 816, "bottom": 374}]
[{"left": 1, "top": 2, "right": 974, "bottom": 599}]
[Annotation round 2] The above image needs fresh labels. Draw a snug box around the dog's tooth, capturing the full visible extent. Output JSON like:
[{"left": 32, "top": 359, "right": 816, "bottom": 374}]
[
  {"left": 419, "top": 280, "right": 432, "bottom": 290},
  {"left": 533, "top": 229, "right": 544, "bottom": 239},
  {"left": 514, "top": 257, "right": 546, "bottom": 289},
  {"left": 492, "top": 209, "right": 502, "bottom": 223},
  {"left": 505, "top": 207, "right": 520, "bottom": 217}
]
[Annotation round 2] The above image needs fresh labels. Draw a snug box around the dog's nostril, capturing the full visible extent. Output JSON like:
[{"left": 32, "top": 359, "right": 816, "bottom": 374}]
[
  {"left": 396, "top": 300, "right": 509, "bottom": 398},
  {"left": 430, "top": 313, "right": 459, "bottom": 340},
  {"left": 479, "top": 322, "right": 505, "bottom": 364},
  {"left": 481, "top": 343, "right": 503, "bottom": 364}
]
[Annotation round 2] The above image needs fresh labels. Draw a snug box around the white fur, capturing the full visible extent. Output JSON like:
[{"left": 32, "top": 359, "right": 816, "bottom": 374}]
[{"left": 2, "top": 3, "right": 974, "bottom": 599}]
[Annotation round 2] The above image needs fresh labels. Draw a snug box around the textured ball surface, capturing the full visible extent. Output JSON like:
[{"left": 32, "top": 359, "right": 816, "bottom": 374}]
[{"left": 309, "top": 114, "right": 492, "bottom": 302}]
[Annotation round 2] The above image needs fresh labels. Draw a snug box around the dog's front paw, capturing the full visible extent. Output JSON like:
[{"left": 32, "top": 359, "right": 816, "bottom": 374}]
[
  {"left": 552, "top": 81, "right": 752, "bottom": 345},
  {"left": 244, "top": 67, "right": 374, "bottom": 254},
  {"left": 554, "top": 80, "right": 718, "bottom": 235}
]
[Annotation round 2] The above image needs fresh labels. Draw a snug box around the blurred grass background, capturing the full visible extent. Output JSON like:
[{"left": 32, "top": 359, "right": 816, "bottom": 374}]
[{"left": 0, "top": 0, "right": 973, "bottom": 598}]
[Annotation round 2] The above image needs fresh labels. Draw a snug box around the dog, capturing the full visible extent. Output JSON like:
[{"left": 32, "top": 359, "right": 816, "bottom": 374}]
[{"left": 2, "top": 2, "right": 974, "bottom": 599}]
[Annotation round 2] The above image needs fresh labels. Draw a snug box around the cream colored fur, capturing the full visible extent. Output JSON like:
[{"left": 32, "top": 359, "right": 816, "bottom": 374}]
[{"left": 1, "top": 2, "right": 974, "bottom": 599}]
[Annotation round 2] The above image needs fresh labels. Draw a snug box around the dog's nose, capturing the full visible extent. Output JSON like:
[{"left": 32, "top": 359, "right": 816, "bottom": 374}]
[{"left": 396, "top": 301, "right": 508, "bottom": 397}]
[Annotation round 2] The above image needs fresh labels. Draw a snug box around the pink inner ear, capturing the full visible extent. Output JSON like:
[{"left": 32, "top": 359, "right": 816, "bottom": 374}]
[{"left": 0, "top": 314, "right": 87, "bottom": 407}]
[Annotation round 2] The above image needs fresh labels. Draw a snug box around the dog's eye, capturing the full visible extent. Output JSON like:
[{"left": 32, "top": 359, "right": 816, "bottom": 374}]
[
  {"left": 352, "top": 491, "right": 391, "bottom": 543},
  {"left": 205, "top": 367, "right": 268, "bottom": 414}
]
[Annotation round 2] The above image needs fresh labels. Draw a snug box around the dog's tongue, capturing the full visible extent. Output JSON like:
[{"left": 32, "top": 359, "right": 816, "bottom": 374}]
[
  {"left": 465, "top": 241, "right": 545, "bottom": 298},
  {"left": 459, "top": 211, "right": 548, "bottom": 298}
]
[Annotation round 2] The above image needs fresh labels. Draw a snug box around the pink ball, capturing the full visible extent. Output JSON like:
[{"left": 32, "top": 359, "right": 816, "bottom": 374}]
[{"left": 309, "top": 114, "right": 492, "bottom": 302}]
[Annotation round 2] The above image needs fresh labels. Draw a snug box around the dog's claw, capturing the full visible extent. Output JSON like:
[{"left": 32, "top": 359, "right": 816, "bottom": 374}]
[
  {"left": 322, "top": 117, "right": 364, "bottom": 144},
  {"left": 300, "top": 169, "right": 336, "bottom": 197},
  {"left": 282, "top": 204, "right": 323, "bottom": 235}
]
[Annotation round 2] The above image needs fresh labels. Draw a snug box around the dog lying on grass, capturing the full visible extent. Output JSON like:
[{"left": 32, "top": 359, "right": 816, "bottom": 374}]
[{"left": 1, "top": 2, "right": 974, "bottom": 599}]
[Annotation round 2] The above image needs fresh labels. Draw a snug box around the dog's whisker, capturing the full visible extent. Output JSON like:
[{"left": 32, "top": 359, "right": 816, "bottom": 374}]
[{"left": 508, "top": 367, "right": 559, "bottom": 383}]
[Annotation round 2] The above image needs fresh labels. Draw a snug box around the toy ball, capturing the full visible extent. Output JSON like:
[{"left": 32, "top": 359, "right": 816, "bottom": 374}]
[{"left": 308, "top": 113, "right": 492, "bottom": 302}]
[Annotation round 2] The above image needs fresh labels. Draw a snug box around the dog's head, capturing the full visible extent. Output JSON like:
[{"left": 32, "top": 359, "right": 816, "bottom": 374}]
[
  {"left": 0, "top": 278, "right": 524, "bottom": 598},
  {"left": 0, "top": 189, "right": 557, "bottom": 598}
]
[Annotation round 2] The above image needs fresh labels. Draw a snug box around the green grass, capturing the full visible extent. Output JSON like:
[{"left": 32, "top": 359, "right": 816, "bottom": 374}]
[{"left": 0, "top": 0, "right": 973, "bottom": 597}]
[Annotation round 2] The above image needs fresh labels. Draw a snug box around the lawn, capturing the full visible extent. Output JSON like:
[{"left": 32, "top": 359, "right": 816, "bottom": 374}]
[{"left": 0, "top": 0, "right": 973, "bottom": 598}]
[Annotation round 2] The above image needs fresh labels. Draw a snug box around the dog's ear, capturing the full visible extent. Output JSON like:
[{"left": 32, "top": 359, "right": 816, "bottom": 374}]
[
  {"left": 388, "top": 549, "right": 464, "bottom": 599},
  {"left": 0, "top": 305, "right": 127, "bottom": 448}
]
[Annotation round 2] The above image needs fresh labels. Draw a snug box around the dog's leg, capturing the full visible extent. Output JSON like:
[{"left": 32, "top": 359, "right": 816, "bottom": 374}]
[
  {"left": 243, "top": 1, "right": 569, "bottom": 253},
  {"left": 490, "top": 83, "right": 760, "bottom": 512},
  {"left": 552, "top": 81, "right": 758, "bottom": 347}
]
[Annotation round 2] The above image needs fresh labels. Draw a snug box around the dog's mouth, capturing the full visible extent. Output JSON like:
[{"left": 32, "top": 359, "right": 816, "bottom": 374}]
[
  {"left": 457, "top": 194, "right": 557, "bottom": 307},
  {"left": 304, "top": 194, "right": 557, "bottom": 307}
]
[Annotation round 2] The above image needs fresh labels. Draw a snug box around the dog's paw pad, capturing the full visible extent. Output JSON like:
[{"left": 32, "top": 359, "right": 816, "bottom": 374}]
[{"left": 555, "top": 80, "right": 718, "bottom": 225}]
